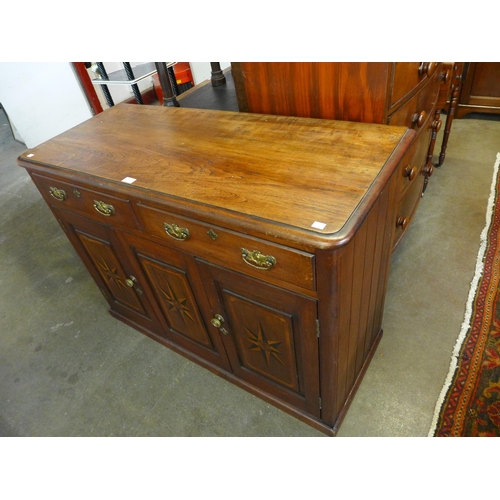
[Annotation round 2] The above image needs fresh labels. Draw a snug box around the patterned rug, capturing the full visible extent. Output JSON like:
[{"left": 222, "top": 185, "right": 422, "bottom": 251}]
[{"left": 429, "top": 153, "right": 500, "bottom": 436}]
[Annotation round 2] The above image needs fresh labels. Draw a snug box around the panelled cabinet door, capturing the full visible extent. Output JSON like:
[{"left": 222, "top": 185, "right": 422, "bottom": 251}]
[
  {"left": 197, "top": 260, "right": 321, "bottom": 418},
  {"left": 119, "top": 232, "right": 232, "bottom": 371},
  {"left": 53, "top": 209, "right": 160, "bottom": 334}
]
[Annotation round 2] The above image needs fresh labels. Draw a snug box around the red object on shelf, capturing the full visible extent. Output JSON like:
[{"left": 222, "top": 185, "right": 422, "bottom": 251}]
[
  {"left": 153, "top": 62, "right": 194, "bottom": 101},
  {"left": 173, "top": 62, "right": 193, "bottom": 85}
]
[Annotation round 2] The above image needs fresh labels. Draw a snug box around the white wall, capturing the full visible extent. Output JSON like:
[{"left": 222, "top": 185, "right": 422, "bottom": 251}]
[
  {"left": 0, "top": 62, "right": 232, "bottom": 149},
  {"left": 0, "top": 62, "right": 93, "bottom": 149}
]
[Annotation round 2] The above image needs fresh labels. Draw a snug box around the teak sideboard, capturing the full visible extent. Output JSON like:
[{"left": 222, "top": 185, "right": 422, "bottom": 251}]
[{"left": 18, "top": 104, "right": 416, "bottom": 436}]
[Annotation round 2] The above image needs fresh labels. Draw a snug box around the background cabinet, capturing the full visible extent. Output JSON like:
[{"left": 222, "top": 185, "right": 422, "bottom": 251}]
[{"left": 457, "top": 62, "right": 500, "bottom": 117}]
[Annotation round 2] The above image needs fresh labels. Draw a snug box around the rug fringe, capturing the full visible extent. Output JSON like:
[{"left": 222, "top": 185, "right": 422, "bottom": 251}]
[{"left": 427, "top": 152, "right": 500, "bottom": 436}]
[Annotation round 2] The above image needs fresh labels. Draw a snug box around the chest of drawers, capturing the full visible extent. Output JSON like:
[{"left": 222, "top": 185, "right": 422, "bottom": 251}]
[
  {"left": 18, "top": 104, "right": 415, "bottom": 435},
  {"left": 232, "top": 62, "right": 444, "bottom": 247}
]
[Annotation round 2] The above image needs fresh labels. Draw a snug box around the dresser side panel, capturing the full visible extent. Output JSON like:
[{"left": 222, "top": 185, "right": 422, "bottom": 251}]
[{"left": 318, "top": 164, "right": 399, "bottom": 428}]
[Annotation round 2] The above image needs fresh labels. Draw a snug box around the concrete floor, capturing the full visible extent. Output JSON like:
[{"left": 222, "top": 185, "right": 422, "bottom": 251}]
[{"left": 1, "top": 104, "right": 499, "bottom": 437}]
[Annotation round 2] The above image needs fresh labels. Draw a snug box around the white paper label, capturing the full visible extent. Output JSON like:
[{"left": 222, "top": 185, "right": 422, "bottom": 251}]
[
  {"left": 27, "top": 153, "right": 34, "bottom": 157},
  {"left": 121, "top": 177, "right": 137, "bottom": 184},
  {"left": 311, "top": 221, "right": 327, "bottom": 230}
]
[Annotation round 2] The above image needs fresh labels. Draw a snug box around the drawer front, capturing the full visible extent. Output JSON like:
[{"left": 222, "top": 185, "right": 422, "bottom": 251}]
[
  {"left": 393, "top": 168, "right": 425, "bottom": 247},
  {"left": 136, "top": 204, "right": 316, "bottom": 291},
  {"left": 391, "top": 62, "right": 439, "bottom": 106},
  {"left": 388, "top": 68, "right": 441, "bottom": 129},
  {"left": 397, "top": 131, "right": 432, "bottom": 197},
  {"left": 31, "top": 173, "right": 141, "bottom": 231}
]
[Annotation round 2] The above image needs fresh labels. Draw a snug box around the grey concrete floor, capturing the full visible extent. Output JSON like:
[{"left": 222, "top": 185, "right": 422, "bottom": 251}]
[{"left": 1, "top": 106, "right": 499, "bottom": 437}]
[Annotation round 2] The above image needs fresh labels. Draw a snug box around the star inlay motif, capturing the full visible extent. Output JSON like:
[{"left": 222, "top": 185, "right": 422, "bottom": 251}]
[
  {"left": 245, "top": 322, "right": 284, "bottom": 366},
  {"left": 159, "top": 280, "right": 194, "bottom": 324},
  {"left": 97, "top": 258, "right": 126, "bottom": 289}
]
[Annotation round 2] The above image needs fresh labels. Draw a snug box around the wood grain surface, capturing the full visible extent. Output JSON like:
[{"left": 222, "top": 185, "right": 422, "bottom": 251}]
[{"left": 19, "top": 104, "right": 409, "bottom": 236}]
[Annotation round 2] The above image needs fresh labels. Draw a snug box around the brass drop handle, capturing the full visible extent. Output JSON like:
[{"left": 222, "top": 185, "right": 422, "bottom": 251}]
[
  {"left": 396, "top": 216, "right": 409, "bottom": 231},
  {"left": 125, "top": 276, "right": 137, "bottom": 287},
  {"left": 412, "top": 110, "right": 427, "bottom": 128},
  {"left": 404, "top": 165, "right": 417, "bottom": 181},
  {"left": 164, "top": 223, "right": 190, "bottom": 241},
  {"left": 93, "top": 200, "right": 115, "bottom": 217},
  {"left": 241, "top": 248, "right": 277, "bottom": 270},
  {"left": 49, "top": 186, "right": 67, "bottom": 201}
]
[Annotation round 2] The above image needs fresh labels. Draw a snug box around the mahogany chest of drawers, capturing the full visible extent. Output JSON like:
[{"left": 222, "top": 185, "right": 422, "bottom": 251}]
[
  {"left": 18, "top": 104, "right": 415, "bottom": 435},
  {"left": 232, "top": 62, "right": 444, "bottom": 247}
]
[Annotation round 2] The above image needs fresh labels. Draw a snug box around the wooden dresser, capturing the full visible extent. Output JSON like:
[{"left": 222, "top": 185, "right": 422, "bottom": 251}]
[
  {"left": 18, "top": 104, "right": 415, "bottom": 436},
  {"left": 457, "top": 62, "right": 500, "bottom": 117},
  {"left": 232, "top": 62, "right": 445, "bottom": 247}
]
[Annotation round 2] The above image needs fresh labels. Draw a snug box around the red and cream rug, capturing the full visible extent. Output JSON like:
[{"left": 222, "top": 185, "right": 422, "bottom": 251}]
[{"left": 430, "top": 153, "right": 500, "bottom": 436}]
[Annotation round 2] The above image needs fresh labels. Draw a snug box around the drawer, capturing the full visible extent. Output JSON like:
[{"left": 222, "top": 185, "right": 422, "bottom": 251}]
[
  {"left": 393, "top": 168, "right": 425, "bottom": 248},
  {"left": 391, "top": 62, "right": 439, "bottom": 107},
  {"left": 31, "top": 173, "right": 141, "bottom": 231},
  {"left": 397, "top": 131, "right": 431, "bottom": 197},
  {"left": 136, "top": 203, "right": 316, "bottom": 291},
  {"left": 388, "top": 68, "right": 441, "bottom": 129}
]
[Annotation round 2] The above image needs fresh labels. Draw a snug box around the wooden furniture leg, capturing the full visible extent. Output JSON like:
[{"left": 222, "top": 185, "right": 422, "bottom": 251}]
[
  {"left": 437, "top": 63, "right": 464, "bottom": 166},
  {"left": 154, "top": 62, "right": 179, "bottom": 107},
  {"left": 210, "top": 62, "right": 226, "bottom": 87}
]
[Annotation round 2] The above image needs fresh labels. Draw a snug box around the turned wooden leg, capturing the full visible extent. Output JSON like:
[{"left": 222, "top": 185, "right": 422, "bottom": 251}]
[
  {"left": 422, "top": 110, "right": 442, "bottom": 193},
  {"left": 154, "top": 62, "right": 179, "bottom": 107},
  {"left": 210, "top": 62, "right": 226, "bottom": 87},
  {"left": 437, "top": 69, "right": 463, "bottom": 166}
]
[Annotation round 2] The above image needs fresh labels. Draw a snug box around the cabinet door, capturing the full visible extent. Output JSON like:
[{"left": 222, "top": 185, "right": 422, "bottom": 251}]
[
  {"left": 197, "top": 260, "right": 321, "bottom": 418},
  {"left": 119, "top": 232, "right": 231, "bottom": 371},
  {"left": 53, "top": 208, "right": 160, "bottom": 334}
]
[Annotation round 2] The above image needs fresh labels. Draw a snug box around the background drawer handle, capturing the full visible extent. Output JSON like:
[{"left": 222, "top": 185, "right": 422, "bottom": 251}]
[
  {"left": 93, "top": 200, "right": 115, "bottom": 216},
  {"left": 49, "top": 186, "right": 67, "bottom": 201},
  {"left": 418, "top": 62, "right": 435, "bottom": 75},
  {"left": 396, "top": 216, "right": 409, "bottom": 231},
  {"left": 412, "top": 110, "right": 427, "bottom": 127},
  {"left": 241, "top": 248, "right": 277, "bottom": 270},
  {"left": 164, "top": 223, "right": 190, "bottom": 241},
  {"left": 404, "top": 165, "right": 418, "bottom": 181}
]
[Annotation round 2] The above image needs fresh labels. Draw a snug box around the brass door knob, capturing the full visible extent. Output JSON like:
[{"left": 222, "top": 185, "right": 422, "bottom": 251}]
[
  {"left": 125, "top": 276, "right": 137, "bottom": 287},
  {"left": 211, "top": 314, "right": 225, "bottom": 328}
]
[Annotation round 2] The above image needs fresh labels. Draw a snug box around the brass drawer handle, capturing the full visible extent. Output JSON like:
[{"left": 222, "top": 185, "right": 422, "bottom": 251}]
[
  {"left": 164, "top": 223, "right": 190, "bottom": 241},
  {"left": 241, "top": 248, "right": 277, "bottom": 270},
  {"left": 49, "top": 186, "right": 67, "bottom": 201},
  {"left": 93, "top": 200, "right": 115, "bottom": 217}
]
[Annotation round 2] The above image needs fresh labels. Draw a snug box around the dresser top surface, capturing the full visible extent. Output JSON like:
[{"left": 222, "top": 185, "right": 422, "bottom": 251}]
[{"left": 19, "top": 104, "right": 409, "bottom": 237}]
